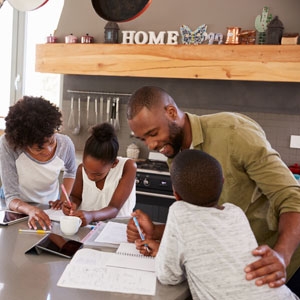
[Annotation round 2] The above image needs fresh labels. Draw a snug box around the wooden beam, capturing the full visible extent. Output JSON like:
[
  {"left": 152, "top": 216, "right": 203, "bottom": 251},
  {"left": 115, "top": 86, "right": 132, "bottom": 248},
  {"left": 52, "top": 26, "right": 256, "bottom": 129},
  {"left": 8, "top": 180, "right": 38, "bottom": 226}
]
[{"left": 35, "top": 44, "right": 300, "bottom": 82}]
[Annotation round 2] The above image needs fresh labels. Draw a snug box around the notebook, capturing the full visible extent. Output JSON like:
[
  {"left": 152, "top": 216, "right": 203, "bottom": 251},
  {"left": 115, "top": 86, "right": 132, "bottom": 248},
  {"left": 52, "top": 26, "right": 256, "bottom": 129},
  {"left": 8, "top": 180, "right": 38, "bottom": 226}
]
[
  {"left": 106, "top": 242, "right": 155, "bottom": 272},
  {"left": 57, "top": 248, "right": 156, "bottom": 296},
  {"left": 94, "top": 221, "right": 128, "bottom": 244}
]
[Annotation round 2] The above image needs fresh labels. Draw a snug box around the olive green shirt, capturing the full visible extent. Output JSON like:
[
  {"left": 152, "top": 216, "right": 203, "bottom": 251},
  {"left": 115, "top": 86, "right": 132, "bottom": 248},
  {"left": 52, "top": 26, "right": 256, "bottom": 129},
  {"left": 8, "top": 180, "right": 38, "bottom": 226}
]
[{"left": 168, "top": 112, "right": 300, "bottom": 280}]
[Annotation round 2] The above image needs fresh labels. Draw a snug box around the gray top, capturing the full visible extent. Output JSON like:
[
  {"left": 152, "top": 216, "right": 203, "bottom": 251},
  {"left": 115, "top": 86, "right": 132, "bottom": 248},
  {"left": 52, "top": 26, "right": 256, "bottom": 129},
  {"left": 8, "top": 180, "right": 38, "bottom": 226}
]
[
  {"left": 156, "top": 201, "right": 298, "bottom": 300},
  {"left": 0, "top": 133, "right": 76, "bottom": 206}
]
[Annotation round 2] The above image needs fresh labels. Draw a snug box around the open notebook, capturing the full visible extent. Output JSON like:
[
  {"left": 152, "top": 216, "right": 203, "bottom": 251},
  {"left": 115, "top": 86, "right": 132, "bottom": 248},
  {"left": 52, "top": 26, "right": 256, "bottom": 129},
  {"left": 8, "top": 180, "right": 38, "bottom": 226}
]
[
  {"left": 57, "top": 248, "right": 156, "bottom": 296},
  {"left": 106, "top": 242, "right": 155, "bottom": 272}
]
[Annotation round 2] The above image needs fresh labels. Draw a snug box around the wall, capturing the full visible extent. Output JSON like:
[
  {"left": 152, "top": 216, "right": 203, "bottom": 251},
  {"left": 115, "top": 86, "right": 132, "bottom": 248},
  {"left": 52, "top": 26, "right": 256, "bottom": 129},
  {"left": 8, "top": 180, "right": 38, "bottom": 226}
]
[
  {"left": 56, "top": 0, "right": 300, "bottom": 166},
  {"left": 56, "top": 0, "right": 300, "bottom": 41}
]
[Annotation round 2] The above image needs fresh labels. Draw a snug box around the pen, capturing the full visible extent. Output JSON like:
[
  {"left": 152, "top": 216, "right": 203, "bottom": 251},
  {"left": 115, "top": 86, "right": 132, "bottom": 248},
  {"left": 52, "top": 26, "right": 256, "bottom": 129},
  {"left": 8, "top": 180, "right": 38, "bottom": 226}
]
[
  {"left": 61, "top": 183, "right": 72, "bottom": 207},
  {"left": 133, "top": 217, "right": 150, "bottom": 253},
  {"left": 19, "top": 229, "right": 51, "bottom": 234}
]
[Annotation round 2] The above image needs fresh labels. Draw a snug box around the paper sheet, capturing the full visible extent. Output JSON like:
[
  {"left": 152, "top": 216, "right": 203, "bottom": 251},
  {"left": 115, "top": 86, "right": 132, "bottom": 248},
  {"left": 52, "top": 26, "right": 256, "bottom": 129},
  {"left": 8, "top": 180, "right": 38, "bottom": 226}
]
[
  {"left": 94, "top": 221, "right": 128, "bottom": 244},
  {"left": 44, "top": 209, "right": 65, "bottom": 222},
  {"left": 57, "top": 248, "right": 156, "bottom": 296}
]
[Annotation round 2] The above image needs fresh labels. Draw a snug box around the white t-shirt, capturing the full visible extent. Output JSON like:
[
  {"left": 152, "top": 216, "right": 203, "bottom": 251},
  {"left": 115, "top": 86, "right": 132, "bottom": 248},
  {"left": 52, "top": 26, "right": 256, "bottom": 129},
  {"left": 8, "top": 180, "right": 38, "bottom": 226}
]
[
  {"left": 80, "top": 157, "right": 136, "bottom": 217},
  {"left": 0, "top": 133, "right": 76, "bottom": 206},
  {"left": 156, "top": 201, "right": 298, "bottom": 300}
]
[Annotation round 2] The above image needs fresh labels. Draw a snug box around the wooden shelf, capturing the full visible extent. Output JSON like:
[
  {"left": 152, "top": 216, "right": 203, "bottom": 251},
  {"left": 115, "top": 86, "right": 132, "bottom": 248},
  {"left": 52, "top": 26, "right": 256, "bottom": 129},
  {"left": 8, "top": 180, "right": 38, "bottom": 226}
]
[{"left": 36, "top": 44, "right": 300, "bottom": 82}]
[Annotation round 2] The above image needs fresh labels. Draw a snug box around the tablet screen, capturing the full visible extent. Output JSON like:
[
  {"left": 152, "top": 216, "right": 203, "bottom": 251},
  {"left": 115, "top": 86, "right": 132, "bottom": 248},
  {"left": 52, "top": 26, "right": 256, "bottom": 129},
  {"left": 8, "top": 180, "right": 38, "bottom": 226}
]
[
  {"left": 0, "top": 210, "right": 28, "bottom": 225},
  {"left": 37, "top": 233, "right": 83, "bottom": 258}
]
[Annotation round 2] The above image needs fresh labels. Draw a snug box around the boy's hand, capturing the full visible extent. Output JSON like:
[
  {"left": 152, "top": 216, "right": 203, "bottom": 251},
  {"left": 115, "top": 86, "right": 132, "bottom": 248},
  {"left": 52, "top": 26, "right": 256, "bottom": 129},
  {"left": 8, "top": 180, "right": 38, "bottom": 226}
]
[
  {"left": 135, "top": 239, "right": 160, "bottom": 257},
  {"left": 62, "top": 200, "right": 77, "bottom": 216},
  {"left": 244, "top": 245, "right": 286, "bottom": 288},
  {"left": 49, "top": 199, "right": 63, "bottom": 210},
  {"left": 70, "top": 210, "right": 92, "bottom": 227},
  {"left": 127, "top": 209, "right": 154, "bottom": 242}
]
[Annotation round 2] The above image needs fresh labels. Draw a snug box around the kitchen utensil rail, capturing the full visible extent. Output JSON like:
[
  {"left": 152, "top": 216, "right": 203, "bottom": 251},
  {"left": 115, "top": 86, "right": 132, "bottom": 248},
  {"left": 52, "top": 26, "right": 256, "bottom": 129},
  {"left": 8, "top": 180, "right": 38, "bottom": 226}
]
[{"left": 67, "top": 89, "right": 132, "bottom": 98}]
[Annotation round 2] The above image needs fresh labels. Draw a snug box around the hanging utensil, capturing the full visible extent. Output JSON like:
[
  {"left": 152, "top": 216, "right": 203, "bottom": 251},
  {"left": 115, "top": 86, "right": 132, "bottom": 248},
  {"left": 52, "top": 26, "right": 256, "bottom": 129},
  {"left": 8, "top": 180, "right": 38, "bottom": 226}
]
[
  {"left": 110, "top": 98, "right": 116, "bottom": 126},
  {"left": 106, "top": 97, "right": 111, "bottom": 123},
  {"left": 8, "top": 0, "right": 48, "bottom": 11},
  {"left": 99, "top": 96, "right": 104, "bottom": 123},
  {"left": 67, "top": 97, "right": 76, "bottom": 130},
  {"left": 86, "top": 96, "right": 90, "bottom": 127},
  {"left": 72, "top": 97, "right": 81, "bottom": 135},
  {"left": 115, "top": 97, "right": 120, "bottom": 131},
  {"left": 91, "top": 0, "right": 152, "bottom": 23},
  {"left": 95, "top": 98, "right": 98, "bottom": 125}
]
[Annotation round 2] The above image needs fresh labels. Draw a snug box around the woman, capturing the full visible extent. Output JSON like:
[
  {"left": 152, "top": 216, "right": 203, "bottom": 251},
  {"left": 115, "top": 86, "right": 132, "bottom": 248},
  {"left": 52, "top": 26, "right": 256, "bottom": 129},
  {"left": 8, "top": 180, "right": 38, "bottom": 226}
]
[{"left": 0, "top": 96, "right": 76, "bottom": 230}]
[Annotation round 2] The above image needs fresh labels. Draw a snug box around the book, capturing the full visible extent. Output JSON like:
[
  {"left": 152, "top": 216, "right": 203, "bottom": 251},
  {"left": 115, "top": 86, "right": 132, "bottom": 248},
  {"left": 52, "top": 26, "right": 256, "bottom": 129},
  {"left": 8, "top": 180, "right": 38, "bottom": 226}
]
[
  {"left": 57, "top": 248, "right": 156, "bottom": 295},
  {"left": 106, "top": 242, "right": 155, "bottom": 272}
]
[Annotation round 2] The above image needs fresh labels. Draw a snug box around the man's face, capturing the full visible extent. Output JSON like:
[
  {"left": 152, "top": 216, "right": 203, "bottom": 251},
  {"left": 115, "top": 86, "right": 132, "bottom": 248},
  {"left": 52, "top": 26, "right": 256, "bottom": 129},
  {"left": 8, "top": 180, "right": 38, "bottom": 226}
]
[{"left": 128, "top": 106, "right": 184, "bottom": 158}]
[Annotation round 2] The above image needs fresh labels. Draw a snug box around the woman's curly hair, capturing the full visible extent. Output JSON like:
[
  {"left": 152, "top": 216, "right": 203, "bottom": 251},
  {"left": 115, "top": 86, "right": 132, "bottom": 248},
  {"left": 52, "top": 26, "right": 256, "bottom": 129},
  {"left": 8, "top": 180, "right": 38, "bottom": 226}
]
[{"left": 5, "top": 96, "right": 62, "bottom": 150}]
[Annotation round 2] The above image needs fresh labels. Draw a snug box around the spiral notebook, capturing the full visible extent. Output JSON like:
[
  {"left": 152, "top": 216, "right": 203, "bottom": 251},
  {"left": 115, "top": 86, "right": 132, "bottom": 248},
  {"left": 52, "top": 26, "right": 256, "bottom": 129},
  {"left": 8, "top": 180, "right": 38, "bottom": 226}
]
[{"left": 106, "top": 242, "right": 155, "bottom": 272}]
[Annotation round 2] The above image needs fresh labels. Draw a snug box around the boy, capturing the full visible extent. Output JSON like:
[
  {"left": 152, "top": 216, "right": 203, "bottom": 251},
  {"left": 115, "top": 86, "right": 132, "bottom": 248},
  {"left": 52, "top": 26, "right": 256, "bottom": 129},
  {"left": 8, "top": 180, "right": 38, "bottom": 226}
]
[{"left": 136, "top": 149, "right": 298, "bottom": 300}]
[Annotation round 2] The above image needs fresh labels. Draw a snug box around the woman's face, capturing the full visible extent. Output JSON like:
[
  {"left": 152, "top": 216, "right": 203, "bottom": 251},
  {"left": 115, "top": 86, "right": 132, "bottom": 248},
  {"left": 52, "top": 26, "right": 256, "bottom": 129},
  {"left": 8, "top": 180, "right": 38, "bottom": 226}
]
[
  {"left": 83, "top": 155, "right": 114, "bottom": 182},
  {"left": 27, "top": 135, "right": 57, "bottom": 160}
]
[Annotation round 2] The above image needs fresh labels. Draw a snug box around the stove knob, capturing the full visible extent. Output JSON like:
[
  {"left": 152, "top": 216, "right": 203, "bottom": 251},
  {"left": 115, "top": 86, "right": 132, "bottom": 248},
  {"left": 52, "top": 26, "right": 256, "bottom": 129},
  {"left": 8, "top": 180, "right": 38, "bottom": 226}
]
[
  {"left": 136, "top": 178, "right": 140, "bottom": 185},
  {"left": 143, "top": 178, "right": 150, "bottom": 186}
]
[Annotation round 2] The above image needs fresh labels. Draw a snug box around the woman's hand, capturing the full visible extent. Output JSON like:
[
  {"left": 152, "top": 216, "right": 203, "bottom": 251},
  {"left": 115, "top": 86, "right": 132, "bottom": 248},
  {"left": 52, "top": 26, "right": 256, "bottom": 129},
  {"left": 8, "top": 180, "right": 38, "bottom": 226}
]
[
  {"left": 49, "top": 199, "right": 63, "bottom": 210},
  {"left": 127, "top": 210, "right": 154, "bottom": 242},
  {"left": 135, "top": 239, "right": 160, "bottom": 257},
  {"left": 62, "top": 200, "right": 77, "bottom": 215},
  {"left": 27, "top": 206, "right": 52, "bottom": 230},
  {"left": 70, "top": 210, "right": 93, "bottom": 226}
]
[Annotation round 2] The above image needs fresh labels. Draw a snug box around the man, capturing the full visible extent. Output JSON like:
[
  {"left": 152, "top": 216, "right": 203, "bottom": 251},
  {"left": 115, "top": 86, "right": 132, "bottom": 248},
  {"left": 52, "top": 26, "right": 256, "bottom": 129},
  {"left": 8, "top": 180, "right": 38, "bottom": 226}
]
[{"left": 126, "top": 86, "right": 300, "bottom": 296}]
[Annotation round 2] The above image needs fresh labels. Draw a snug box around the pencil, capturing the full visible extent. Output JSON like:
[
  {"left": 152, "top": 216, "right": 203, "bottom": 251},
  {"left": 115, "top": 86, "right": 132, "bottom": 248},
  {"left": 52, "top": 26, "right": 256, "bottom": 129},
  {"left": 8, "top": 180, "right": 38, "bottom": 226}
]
[
  {"left": 61, "top": 183, "right": 72, "bottom": 207},
  {"left": 19, "top": 229, "right": 51, "bottom": 234}
]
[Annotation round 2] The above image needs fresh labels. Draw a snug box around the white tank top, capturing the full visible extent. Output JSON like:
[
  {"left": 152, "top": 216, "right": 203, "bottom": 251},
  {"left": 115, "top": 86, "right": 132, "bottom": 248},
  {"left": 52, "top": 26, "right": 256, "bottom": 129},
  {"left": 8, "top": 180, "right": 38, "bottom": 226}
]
[{"left": 80, "top": 157, "right": 136, "bottom": 217}]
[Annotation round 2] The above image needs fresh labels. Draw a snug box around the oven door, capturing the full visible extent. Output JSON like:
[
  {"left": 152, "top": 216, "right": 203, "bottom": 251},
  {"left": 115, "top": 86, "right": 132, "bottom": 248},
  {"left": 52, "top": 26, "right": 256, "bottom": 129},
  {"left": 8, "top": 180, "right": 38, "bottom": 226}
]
[{"left": 135, "top": 191, "right": 175, "bottom": 223}]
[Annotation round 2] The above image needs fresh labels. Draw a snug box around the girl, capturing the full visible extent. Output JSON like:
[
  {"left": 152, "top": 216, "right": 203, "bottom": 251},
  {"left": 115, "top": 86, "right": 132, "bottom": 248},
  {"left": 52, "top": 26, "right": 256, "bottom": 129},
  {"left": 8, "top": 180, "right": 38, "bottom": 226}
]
[
  {"left": 0, "top": 96, "right": 76, "bottom": 230},
  {"left": 63, "top": 123, "right": 136, "bottom": 226}
]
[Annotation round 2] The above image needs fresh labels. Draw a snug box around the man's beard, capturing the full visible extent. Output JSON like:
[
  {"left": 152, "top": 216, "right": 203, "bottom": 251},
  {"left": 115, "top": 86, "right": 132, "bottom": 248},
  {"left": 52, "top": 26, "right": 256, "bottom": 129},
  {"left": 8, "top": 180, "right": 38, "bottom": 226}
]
[{"left": 167, "top": 121, "right": 184, "bottom": 158}]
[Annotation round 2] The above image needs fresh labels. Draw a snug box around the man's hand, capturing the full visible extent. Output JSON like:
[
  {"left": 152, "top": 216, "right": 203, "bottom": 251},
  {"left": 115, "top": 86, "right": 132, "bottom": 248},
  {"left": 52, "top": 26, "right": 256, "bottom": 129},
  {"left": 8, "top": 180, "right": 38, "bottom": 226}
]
[
  {"left": 127, "top": 210, "right": 154, "bottom": 242},
  {"left": 135, "top": 239, "right": 160, "bottom": 257},
  {"left": 244, "top": 245, "right": 286, "bottom": 288}
]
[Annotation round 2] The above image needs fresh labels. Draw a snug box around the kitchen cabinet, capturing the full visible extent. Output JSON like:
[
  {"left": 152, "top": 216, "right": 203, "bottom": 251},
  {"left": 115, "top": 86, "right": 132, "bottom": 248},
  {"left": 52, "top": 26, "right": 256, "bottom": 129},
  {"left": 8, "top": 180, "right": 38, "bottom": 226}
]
[{"left": 36, "top": 44, "right": 300, "bottom": 82}]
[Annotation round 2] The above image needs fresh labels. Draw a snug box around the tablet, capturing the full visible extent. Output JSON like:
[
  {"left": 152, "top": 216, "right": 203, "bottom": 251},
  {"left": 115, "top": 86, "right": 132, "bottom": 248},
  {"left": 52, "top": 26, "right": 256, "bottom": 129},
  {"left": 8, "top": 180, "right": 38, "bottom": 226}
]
[
  {"left": 26, "top": 233, "right": 83, "bottom": 259},
  {"left": 0, "top": 210, "right": 29, "bottom": 225}
]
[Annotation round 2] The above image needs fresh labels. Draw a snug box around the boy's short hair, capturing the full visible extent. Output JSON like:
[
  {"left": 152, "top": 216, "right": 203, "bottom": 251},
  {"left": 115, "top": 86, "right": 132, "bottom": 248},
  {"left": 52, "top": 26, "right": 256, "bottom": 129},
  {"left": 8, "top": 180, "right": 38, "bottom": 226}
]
[{"left": 170, "top": 149, "right": 223, "bottom": 206}]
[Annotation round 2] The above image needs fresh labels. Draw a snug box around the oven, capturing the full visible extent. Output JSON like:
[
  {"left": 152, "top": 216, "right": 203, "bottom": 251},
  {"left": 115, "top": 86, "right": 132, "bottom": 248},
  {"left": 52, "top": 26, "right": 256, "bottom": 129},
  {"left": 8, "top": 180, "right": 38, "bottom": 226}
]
[{"left": 134, "top": 160, "right": 175, "bottom": 223}]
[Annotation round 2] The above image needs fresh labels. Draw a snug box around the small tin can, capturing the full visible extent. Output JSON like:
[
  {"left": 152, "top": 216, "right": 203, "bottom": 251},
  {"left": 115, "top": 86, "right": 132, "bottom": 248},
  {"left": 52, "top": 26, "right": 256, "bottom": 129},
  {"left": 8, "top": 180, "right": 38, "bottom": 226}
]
[
  {"left": 81, "top": 33, "right": 94, "bottom": 44},
  {"left": 65, "top": 33, "right": 78, "bottom": 44},
  {"left": 46, "top": 34, "right": 57, "bottom": 43}
]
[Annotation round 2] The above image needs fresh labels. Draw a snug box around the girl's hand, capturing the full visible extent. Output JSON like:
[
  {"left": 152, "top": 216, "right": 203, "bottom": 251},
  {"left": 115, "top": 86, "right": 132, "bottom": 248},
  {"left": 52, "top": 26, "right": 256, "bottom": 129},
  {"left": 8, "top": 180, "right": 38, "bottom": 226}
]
[
  {"left": 62, "top": 201, "right": 77, "bottom": 215},
  {"left": 135, "top": 239, "right": 160, "bottom": 257},
  {"left": 49, "top": 199, "right": 63, "bottom": 210},
  {"left": 27, "top": 207, "right": 52, "bottom": 230},
  {"left": 71, "top": 210, "right": 93, "bottom": 227}
]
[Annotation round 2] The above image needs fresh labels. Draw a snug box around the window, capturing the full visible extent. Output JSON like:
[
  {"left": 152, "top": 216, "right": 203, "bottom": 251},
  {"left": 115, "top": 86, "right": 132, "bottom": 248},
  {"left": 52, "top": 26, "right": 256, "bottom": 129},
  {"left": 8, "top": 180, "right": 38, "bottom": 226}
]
[
  {"left": 23, "top": 0, "right": 64, "bottom": 106},
  {"left": 0, "top": 3, "right": 14, "bottom": 117},
  {"left": 0, "top": 0, "right": 64, "bottom": 118}
]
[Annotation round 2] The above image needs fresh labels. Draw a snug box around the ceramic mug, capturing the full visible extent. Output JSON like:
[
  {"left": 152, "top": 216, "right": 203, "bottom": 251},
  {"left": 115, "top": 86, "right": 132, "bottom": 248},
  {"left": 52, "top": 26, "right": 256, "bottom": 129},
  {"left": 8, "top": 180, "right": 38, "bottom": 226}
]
[{"left": 60, "top": 216, "right": 82, "bottom": 235}]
